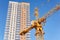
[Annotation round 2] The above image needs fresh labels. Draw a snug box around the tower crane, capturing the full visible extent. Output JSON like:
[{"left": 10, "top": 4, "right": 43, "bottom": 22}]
[{"left": 19, "top": 5, "right": 60, "bottom": 40}]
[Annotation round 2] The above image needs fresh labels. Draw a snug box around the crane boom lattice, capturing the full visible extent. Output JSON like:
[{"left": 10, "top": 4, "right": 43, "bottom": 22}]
[{"left": 43, "top": 5, "right": 60, "bottom": 19}]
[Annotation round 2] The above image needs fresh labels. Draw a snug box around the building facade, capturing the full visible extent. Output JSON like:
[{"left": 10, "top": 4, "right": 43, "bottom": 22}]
[{"left": 4, "top": 1, "right": 30, "bottom": 40}]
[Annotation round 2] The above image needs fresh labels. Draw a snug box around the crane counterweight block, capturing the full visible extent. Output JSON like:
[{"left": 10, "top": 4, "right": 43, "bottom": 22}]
[
  {"left": 56, "top": 5, "right": 60, "bottom": 10},
  {"left": 20, "top": 30, "right": 28, "bottom": 35}
]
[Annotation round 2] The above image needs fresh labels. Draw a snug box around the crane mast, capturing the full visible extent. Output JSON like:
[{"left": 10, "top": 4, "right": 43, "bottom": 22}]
[{"left": 19, "top": 5, "right": 60, "bottom": 40}]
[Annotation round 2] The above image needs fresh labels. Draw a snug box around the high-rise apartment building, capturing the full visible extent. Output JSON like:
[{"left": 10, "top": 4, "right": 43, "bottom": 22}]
[{"left": 4, "top": 1, "right": 30, "bottom": 40}]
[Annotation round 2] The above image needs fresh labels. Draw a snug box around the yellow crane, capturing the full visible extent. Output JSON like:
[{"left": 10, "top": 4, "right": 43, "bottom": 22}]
[{"left": 19, "top": 5, "right": 60, "bottom": 40}]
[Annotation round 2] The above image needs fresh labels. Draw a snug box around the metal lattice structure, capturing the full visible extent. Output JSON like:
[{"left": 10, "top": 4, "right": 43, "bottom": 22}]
[{"left": 19, "top": 5, "right": 60, "bottom": 40}]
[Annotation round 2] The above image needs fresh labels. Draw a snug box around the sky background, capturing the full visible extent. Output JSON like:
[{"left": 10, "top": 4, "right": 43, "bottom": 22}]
[{"left": 0, "top": 0, "right": 60, "bottom": 40}]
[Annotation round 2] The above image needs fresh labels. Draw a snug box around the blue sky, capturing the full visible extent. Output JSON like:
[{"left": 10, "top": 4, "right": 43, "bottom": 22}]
[{"left": 0, "top": 0, "right": 60, "bottom": 40}]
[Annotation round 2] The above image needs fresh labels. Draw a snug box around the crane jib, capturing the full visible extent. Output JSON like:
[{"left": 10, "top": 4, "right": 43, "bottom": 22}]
[{"left": 42, "top": 5, "right": 60, "bottom": 19}]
